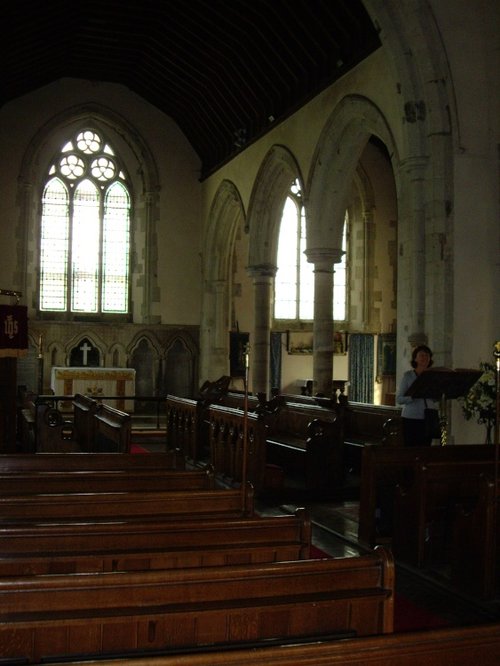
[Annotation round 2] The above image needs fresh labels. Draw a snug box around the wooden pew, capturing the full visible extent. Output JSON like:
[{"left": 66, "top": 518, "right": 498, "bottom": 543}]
[
  {"left": 0, "top": 451, "right": 184, "bottom": 473},
  {"left": 452, "top": 474, "right": 499, "bottom": 599},
  {"left": 0, "top": 484, "right": 254, "bottom": 522},
  {"left": 343, "top": 402, "right": 403, "bottom": 448},
  {"left": 358, "top": 444, "right": 495, "bottom": 548},
  {"left": 0, "top": 466, "right": 216, "bottom": 495},
  {"left": 165, "top": 394, "right": 202, "bottom": 461},
  {"left": 206, "top": 404, "right": 267, "bottom": 491},
  {"left": 392, "top": 459, "right": 495, "bottom": 568},
  {"left": 265, "top": 402, "right": 344, "bottom": 497},
  {"left": 0, "top": 547, "right": 394, "bottom": 663},
  {"left": 41, "top": 623, "right": 500, "bottom": 666},
  {"left": 0, "top": 508, "right": 311, "bottom": 575},
  {"left": 342, "top": 402, "right": 402, "bottom": 496},
  {"left": 33, "top": 399, "right": 81, "bottom": 452},
  {"left": 93, "top": 403, "right": 132, "bottom": 452},
  {"left": 72, "top": 392, "right": 100, "bottom": 451}
]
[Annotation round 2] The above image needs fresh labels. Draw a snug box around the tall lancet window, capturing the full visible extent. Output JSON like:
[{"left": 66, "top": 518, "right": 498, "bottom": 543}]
[
  {"left": 39, "top": 129, "right": 131, "bottom": 315},
  {"left": 274, "top": 179, "right": 347, "bottom": 322}
]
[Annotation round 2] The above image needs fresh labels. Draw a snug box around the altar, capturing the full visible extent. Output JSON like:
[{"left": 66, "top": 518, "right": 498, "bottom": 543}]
[{"left": 50, "top": 367, "right": 136, "bottom": 411}]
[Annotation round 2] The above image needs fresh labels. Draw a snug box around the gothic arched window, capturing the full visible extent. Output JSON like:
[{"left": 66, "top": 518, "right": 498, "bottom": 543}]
[
  {"left": 274, "top": 179, "right": 347, "bottom": 322},
  {"left": 39, "top": 129, "right": 131, "bottom": 316}
]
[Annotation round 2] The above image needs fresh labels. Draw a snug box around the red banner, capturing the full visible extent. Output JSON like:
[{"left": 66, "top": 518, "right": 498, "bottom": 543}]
[{"left": 0, "top": 305, "right": 28, "bottom": 357}]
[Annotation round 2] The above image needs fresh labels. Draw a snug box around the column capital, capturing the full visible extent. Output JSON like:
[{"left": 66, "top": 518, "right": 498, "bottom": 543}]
[
  {"left": 305, "top": 247, "right": 344, "bottom": 267},
  {"left": 398, "top": 155, "right": 429, "bottom": 176},
  {"left": 247, "top": 263, "right": 277, "bottom": 279}
]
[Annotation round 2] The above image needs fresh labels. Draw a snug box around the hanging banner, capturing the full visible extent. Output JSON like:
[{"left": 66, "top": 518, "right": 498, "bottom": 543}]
[{"left": 0, "top": 305, "right": 28, "bottom": 357}]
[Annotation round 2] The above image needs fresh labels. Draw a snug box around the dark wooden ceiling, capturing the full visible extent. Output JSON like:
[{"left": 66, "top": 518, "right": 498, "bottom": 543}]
[{"left": 1, "top": 0, "right": 380, "bottom": 179}]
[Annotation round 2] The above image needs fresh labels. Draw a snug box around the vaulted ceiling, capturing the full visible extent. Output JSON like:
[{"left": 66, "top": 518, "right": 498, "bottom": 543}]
[{"left": 2, "top": 0, "right": 380, "bottom": 179}]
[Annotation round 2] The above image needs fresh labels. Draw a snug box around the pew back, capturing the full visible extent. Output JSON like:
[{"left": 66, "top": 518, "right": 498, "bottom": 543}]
[
  {"left": 358, "top": 443, "right": 495, "bottom": 547},
  {"left": 265, "top": 402, "right": 344, "bottom": 496},
  {"left": 165, "top": 394, "right": 201, "bottom": 461},
  {"left": 0, "top": 485, "right": 254, "bottom": 522},
  {"left": 0, "top": 547, "right": 394, "bottom": 663},
  {"left": 0, "top": 451, "right": 183, "bottom": 473},
  {"left": 206, "top": 404, "right": 267, "bottom": 490},
  {"left": 0, "top": 509, "right": 311, "bottom": 575},
  {"left": 40, "top": 623, "right": 500, "bottom": 666},
  {"left": 93, "top": 403, "right": 132, "bottom": 452},
  {"left": 0, "top": 466, "right": 215, "bottom": 495},
  {"left": 72, "top": 393, "right": 100, "bottom": 451},
  {"left": 392, "top": 459, "right": 496, "bottom": 567},
  {"left": 452, "top": 476, "right": 499, "bottom": 598}
]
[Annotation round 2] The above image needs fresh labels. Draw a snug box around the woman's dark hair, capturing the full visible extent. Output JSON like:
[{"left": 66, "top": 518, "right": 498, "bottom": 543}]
[{"left": 411, "top": 344, "right": 433, "bottom": 368}]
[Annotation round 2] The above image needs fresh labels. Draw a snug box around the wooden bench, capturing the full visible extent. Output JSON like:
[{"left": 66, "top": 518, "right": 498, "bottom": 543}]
[
  {"left": 358, "top": 444, "right": 495, "bottom": 548},
  {"left": 343, "top": 402, "right": 402, "bottom": 448},
  {"left": 0, "top": 508, "right": 310, "bottom": 575},
  {"left": 392, "top": 459, "right": 496, "bottom": 568},
  {"left": 33, "top": 398, "right": 81, "bottom": 452},
  {"left": 72, "top": 392, "right": 100, "bottom": 451},
  {"left": 0, "top": 466, "right": 216, "bottom": 495},
  {"left": 452, "top": 475, "right": 499, "bottom": 599},
  {"left": 206, "top": 404, "right": 267, "bottom": 491},
  {"left": 165, "top": 394, "right": 203, "bottom": 461},
  {"left": 93, "top": 403, "right": 132, "bottom": 452},
  {"left": 341, "top": 402, "right": 402, "bottom": 496},
  {"left": 0, "top": 451, "right": 184, "bottom": 473},
  {"left": 265, "top": 402, "right": 344, "bottom": 497},
  {"left": 42, "top": 623, "right": 500, "bottom": 666},
  {"left": 0, "top": 547, "right": 394, "bottom": 663},
  {"left": 0, "top": 484, "right": 254, "bottom": 522}
]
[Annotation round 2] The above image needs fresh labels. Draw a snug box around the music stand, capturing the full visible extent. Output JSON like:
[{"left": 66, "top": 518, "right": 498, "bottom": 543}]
[{"left": 405, "top": 368, "right": 482, "bottom": 445}]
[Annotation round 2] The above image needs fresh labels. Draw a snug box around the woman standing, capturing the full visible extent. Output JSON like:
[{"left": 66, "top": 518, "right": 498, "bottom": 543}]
[{"left": 396, "top": 345, "right": 439, "bottom": 446}]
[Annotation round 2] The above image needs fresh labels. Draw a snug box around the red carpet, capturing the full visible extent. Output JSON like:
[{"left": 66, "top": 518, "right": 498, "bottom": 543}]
[
  {"left": 394, "top": 595, "right": 450, "bottom": 632},
  {"left": 310, "top": 544, "right": 331, "bottom": 559},
  {"left": 130, "top": 443, "right": 149, "bottom": 454}
]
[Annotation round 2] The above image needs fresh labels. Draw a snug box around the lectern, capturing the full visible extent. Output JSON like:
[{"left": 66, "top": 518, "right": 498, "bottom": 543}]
[{"left": 405, "top": 367, "right": 482, "bottom": 445}]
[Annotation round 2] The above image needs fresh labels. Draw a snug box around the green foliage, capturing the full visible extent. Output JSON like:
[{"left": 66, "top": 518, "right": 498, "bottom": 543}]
[{"left": 459, "top": 362, "right": 496, "bottom": 426}]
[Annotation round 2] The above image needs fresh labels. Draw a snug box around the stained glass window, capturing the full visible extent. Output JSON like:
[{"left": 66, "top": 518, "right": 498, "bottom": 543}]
[{"left": 39, "top": 130, "right": 130, "bottom": 315}]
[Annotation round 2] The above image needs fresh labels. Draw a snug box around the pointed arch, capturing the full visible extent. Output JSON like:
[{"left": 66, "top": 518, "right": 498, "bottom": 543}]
[
  {"left": 199, "top": 180, "right": 246, "bottom": 382},
  {"left": 247, "top": 145, "right": 304, "bottom": 268},
  {"left": 203, "top": 180, "right": 245, "bottom": 283},
  {"left": 16, "top": 103, "right": 161, "bottom": 323},
  {"left": 307, "top": 95, "right": 399, "bottom": 249}
]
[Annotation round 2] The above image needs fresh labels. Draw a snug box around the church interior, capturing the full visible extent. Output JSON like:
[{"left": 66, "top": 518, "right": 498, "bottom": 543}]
[{"left": 0, "top": 0, "right": 499, "bottom": 663}]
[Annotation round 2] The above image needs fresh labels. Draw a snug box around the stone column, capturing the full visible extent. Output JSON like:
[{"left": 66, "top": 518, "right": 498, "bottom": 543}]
[
  {"left": 247, "top": 264, "right": 277, "bottom": 397},
  {"left": 398, "top": 156, "right": 428, "bottom": 349},
  {"left": 306, "top": 248, "right": 344, "bottom": 396}
]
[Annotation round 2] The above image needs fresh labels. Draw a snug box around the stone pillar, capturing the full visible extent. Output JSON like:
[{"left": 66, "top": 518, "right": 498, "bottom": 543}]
[
  {"left": 306, "top": 248, "right": 344, "bottom": 396},
  {"left": 199, "top": 279, "right": 229, "bottom": 382},
  {"left": 247, "top": 264, "right": 277, "bottom": 397},
  {"left": 143, "top": 191, "right": 161, "bottom": 324},
  {"left": 398, "top": 156, "right": 428, "bottom": 348}
]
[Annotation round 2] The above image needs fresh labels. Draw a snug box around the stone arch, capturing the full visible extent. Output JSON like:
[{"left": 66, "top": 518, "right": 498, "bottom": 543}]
[
  {"left": 307, "top": 95, "right": 398, "bottom": 250},
  {"left": 64, "top": 331, "right": 107, "bottom": 367},
  {"left": 16, "top": 102, "right": 161, "bottom": 322},
  {"left": 363, "top": 0, "right": 456, "bottom": 366},
  {"left": 247, "top": 145, "right": 304, "bottom": 268},
  {"left": 163, "top": 334, "right": 197, "bottom": 398},
  {"left": 127, "top": 333, "right": 163, "bottom": 410},
  {"left": 199, "top": 179, "right": 246, "bottom": 382}
]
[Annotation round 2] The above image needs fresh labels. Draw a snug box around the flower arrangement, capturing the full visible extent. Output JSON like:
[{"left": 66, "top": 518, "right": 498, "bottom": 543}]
[{"left": 459, "top": 362, "right": 497, "bottom": 442}]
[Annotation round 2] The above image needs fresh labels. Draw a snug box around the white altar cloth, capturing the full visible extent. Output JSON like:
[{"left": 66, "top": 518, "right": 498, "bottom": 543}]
[{"left": 50, "top": 367, "right": 136, "bottom": 411}]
